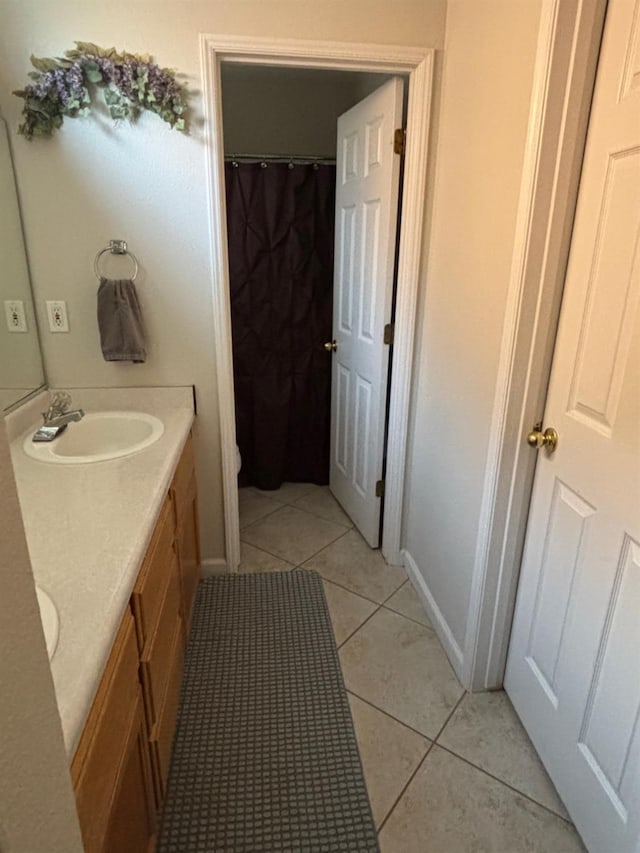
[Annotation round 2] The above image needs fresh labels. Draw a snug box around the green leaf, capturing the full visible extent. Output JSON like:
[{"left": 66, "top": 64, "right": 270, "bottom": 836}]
[
  {"left": 73, "top": 41, "right": 104, "bottom": 57},
  {"left": 109, "top": 105, "right": 128, "bottom": 119},
  {"left": 30, "top": 55, "right": 59, "bottom": 72},
  {"left": 103, "top": 86, "right": 123, "bottom": 106},
  {"left": 83, "top": 60, "right": 103, "bottom": 83}
]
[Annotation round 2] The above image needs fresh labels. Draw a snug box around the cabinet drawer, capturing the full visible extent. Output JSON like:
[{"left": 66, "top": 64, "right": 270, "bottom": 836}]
[
  {"left": 72, "top": 609, "right": 141, "bottom": 853},
  {"left": 140, "top": 548, "right": 181, "bottom": 729},
  {"left": 132, "top": 496, "right": 175, "bottom": 651},
  {"left": 170, "top": 433, "right": 195, "bottom": 526},
  {"left": 150, "top": 614, "right": 185, "bottom": 801}
]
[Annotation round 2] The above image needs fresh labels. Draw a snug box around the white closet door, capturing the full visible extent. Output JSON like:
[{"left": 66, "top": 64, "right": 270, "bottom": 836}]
[{"left": 505, "top": 2, "right": 640, "bottom": 850}]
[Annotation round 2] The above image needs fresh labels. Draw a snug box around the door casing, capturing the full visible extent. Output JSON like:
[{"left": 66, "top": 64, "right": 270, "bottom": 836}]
[
  {"left": 200, "top": 35, "right": 434, "bottom": 569},
  {"left": 199, "top": 5, "right": 605, "bottom": 690}
]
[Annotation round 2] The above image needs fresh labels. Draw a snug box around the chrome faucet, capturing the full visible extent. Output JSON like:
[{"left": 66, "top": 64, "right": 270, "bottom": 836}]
[{"left": 33, "top": 392, "right": 85, "bottom": 442}]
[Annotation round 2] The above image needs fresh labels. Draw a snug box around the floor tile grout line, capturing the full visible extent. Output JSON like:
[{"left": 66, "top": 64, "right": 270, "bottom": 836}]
[
  {"left": 315, "top": 573, "right": 400, "bottom": 608},
  {"left": 246, "top": 483, "right": 321, "bottom": 508},
  {"left": 301, "top": 555, "right": 408, "bottom": 608},
  {"left": 432, "top": 690, "right": 468, "bottom": 743},
  {"left": 238, "top": 502, "right": 286, "bottom": 533},
  {"left": 241, "top": 518, "right": 350, "bottom": 567},
  {"left": 296, "top": 511, "right": 352, "bottom": 530},
  {"left": 344, "top": 688, "right": 435, "bottom": 742},
  {"left": 374, "top": 692, "right": 468, "bottom": 835},
  {"left": 337, "top": 604, "right": 383, "bottom": 650},
  {"left": 433, "top": 742, "right": 574, "bottom": 825},
  {"left": 376, "top": 742, "right": 436, "bottom": 835},
  {"left": 237, "top": 537, "right": 297, "bottom": 569},
  {"left": 379, "top": 602, "right": 436, "bottom": 634},
  {"left": 285, "top": 491, "right": 353, "bottom": 530},
  {"left": 378, "top": 578, "right": 411, "bottom": 607},
  {"left": 288, "top": 499, "right": 354, "bottom": 530},
  {"left": 298, "top": 526, "right": 354, "bottom": 564},
  {"left": 240, "top": 484, "right": 347, "bottom": 532}
]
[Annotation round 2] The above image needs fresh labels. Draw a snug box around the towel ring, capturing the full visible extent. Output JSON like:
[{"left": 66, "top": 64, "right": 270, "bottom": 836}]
[{"left": 94, "top": 240, "right": 139, "bottom": 281}]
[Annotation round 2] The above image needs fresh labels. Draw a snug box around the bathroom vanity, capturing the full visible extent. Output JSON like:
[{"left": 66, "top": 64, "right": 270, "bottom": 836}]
[
  {"left": 72, "top": 435, "right": 198, "bottom": 852},
  {"left": 7, "top": 387, "right": 199, "bottom": 853}
]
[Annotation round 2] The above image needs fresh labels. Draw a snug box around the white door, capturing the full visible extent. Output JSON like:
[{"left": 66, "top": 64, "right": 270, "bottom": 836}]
[
  {"left": 505, "top": 2, "right": 640, "bottom": 851},
  {"left": 329, "top": 78, "right": 403, "bottom": 546}
]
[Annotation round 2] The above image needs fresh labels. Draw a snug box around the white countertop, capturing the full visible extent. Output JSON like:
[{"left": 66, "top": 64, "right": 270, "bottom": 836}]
[{"left": 7, "top": 387, "right": 194, "bottom": 757}]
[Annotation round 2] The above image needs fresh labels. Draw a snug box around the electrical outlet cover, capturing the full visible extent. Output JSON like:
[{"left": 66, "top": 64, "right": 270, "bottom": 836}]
[
  {"left": 4, "top": 300, "right": 28, "bottom": 333},
  {"left": 46, "top": 300, "right": 69, "bottom": 333}
]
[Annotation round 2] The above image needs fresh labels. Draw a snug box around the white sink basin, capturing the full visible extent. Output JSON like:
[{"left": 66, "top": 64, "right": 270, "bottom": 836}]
[
  {"left": 23, "top": 411, "right": 164, "bottom": 464},
  {"left": 36, "top": 585, "right": 59, "bottom": 661}
]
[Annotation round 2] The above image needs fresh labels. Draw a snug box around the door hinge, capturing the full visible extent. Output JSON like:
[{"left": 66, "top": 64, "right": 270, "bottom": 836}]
[
  {"left": 375, "top": 479, "right": 385, "bottom": 498},
  {"left": 384, "top": 323, "right": 395, "bottom": 345},
  {"left": 393, "top": 127, "right": 406, "bottom": 156}
]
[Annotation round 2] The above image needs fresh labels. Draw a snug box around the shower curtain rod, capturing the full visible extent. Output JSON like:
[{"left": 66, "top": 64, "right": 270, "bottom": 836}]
[{"left": 225, "top": 153, "right": 336, "bottom": 165}]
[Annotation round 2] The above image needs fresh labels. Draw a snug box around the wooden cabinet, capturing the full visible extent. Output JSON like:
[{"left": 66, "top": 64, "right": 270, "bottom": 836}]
[
  {"left": 72, "top": 611, "right": 156, "bottom": 853},
  {"left": 170, "top": 434, "right": 200, "bottom": 636},
  {"left": 72, "top": 437, "right": 200, "bottom": 852},
  {"left": 149, "top": 613, "right": 185, "bottom": 800}
]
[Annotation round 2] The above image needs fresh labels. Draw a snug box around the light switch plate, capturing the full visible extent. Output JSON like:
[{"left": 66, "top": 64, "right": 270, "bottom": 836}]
[
  {"left": 4, "top": 300, "right": 28, "bottom": 332},
  {"left": 46, "top": 300, "right": 69, "bottom": 332}
]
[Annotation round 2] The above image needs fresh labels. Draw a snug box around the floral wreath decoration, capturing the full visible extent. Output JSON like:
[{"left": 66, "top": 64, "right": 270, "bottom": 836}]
[{"left": 13, "top": 42, "right": 188, "bottom": 139}]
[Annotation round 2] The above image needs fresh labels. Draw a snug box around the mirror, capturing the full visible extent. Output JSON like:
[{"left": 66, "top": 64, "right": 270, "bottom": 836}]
[{"left": 0, "top": 116, "right": 46, "bottom": 410}]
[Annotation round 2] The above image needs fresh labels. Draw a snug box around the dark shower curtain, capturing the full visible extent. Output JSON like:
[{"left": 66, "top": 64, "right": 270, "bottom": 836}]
[{"left": 225, "top": 161, "right": 336, "bottom": 490}]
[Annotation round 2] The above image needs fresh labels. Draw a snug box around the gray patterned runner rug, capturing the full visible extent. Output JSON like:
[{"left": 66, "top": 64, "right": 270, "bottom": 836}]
[{"left": 158, "top": 570, "right": 379, "bottom": 852}]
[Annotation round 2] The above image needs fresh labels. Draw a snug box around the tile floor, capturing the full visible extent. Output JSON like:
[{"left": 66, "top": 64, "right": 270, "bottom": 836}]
[{"left": 238, "top": 483, "right": 586, "bottom": 852}]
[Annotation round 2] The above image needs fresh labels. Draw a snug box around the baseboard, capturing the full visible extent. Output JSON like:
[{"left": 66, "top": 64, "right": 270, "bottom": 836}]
[
  {"left": 402, "top": 549, "right": 467, "bottom": 686},
  {"left": 200, "top": 558, "right": 230, "bottom": 576}
]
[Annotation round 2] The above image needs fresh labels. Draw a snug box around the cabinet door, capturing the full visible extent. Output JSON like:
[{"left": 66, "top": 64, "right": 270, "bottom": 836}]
[
  {"left": 73, "top": 611, "right": 156, "bottom": 853},
  {"left": 177, "top": 475, "right": 200, "bottom": 635},
  {"left": 131, "top": 496, "right": 176, "bottom": 652},
  {"left": 103, "top": 692, "right": 156, "bottom": 853},
  {"left": 150, "top": 613, "right": 185, "bottom": 801},
  {"left": 170, "top": 435, "right": 200, "bottom": 636}
]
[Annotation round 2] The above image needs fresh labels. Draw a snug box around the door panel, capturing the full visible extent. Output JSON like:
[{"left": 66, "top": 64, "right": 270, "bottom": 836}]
[
  {"left": 330, "top": 78, "right": 403, "bottom": 546},
  {"left": 505, "top": 2, "right": 640, "bottom": 851}
]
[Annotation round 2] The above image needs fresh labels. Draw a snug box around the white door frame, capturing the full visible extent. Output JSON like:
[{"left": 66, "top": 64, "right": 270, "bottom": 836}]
[
  {"left": 199, "top": 34, "right": 434, "bottom": 572},
  {"left": 461, "top": 0, "right": 607, "bottom": 688}
]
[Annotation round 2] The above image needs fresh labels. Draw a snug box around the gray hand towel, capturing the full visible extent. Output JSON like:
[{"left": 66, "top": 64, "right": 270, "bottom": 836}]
[{"left": 97, "top": 278, "right": 147, "bottom": 363}]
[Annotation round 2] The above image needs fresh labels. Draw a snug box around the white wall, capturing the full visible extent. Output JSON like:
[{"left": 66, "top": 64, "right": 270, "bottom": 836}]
[
  {"left": 0, "top": 0, "right": 447, "bottom": 562},
  {"left": 0, "top": 419, "right": 83, "bottom": 852},
  {"left": 402, "top": 0, "right": 543, "bottom": 678}
]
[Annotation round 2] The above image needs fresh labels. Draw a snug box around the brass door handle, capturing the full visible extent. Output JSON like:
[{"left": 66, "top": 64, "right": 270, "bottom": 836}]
[
  {"left": 324, "top": 340, "right": 338, "bottom": 352},
  {"left": 527, "top": 424, "right": 558, "bottom": 452}
]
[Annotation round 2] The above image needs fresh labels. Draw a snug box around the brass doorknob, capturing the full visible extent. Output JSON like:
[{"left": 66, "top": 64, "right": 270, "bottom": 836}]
[
  {"left": 527, "top": 424, "right": 558, "bottom": 452},
  {"left": 324, "top": 340, "right": 338, "bottom": 352}
]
